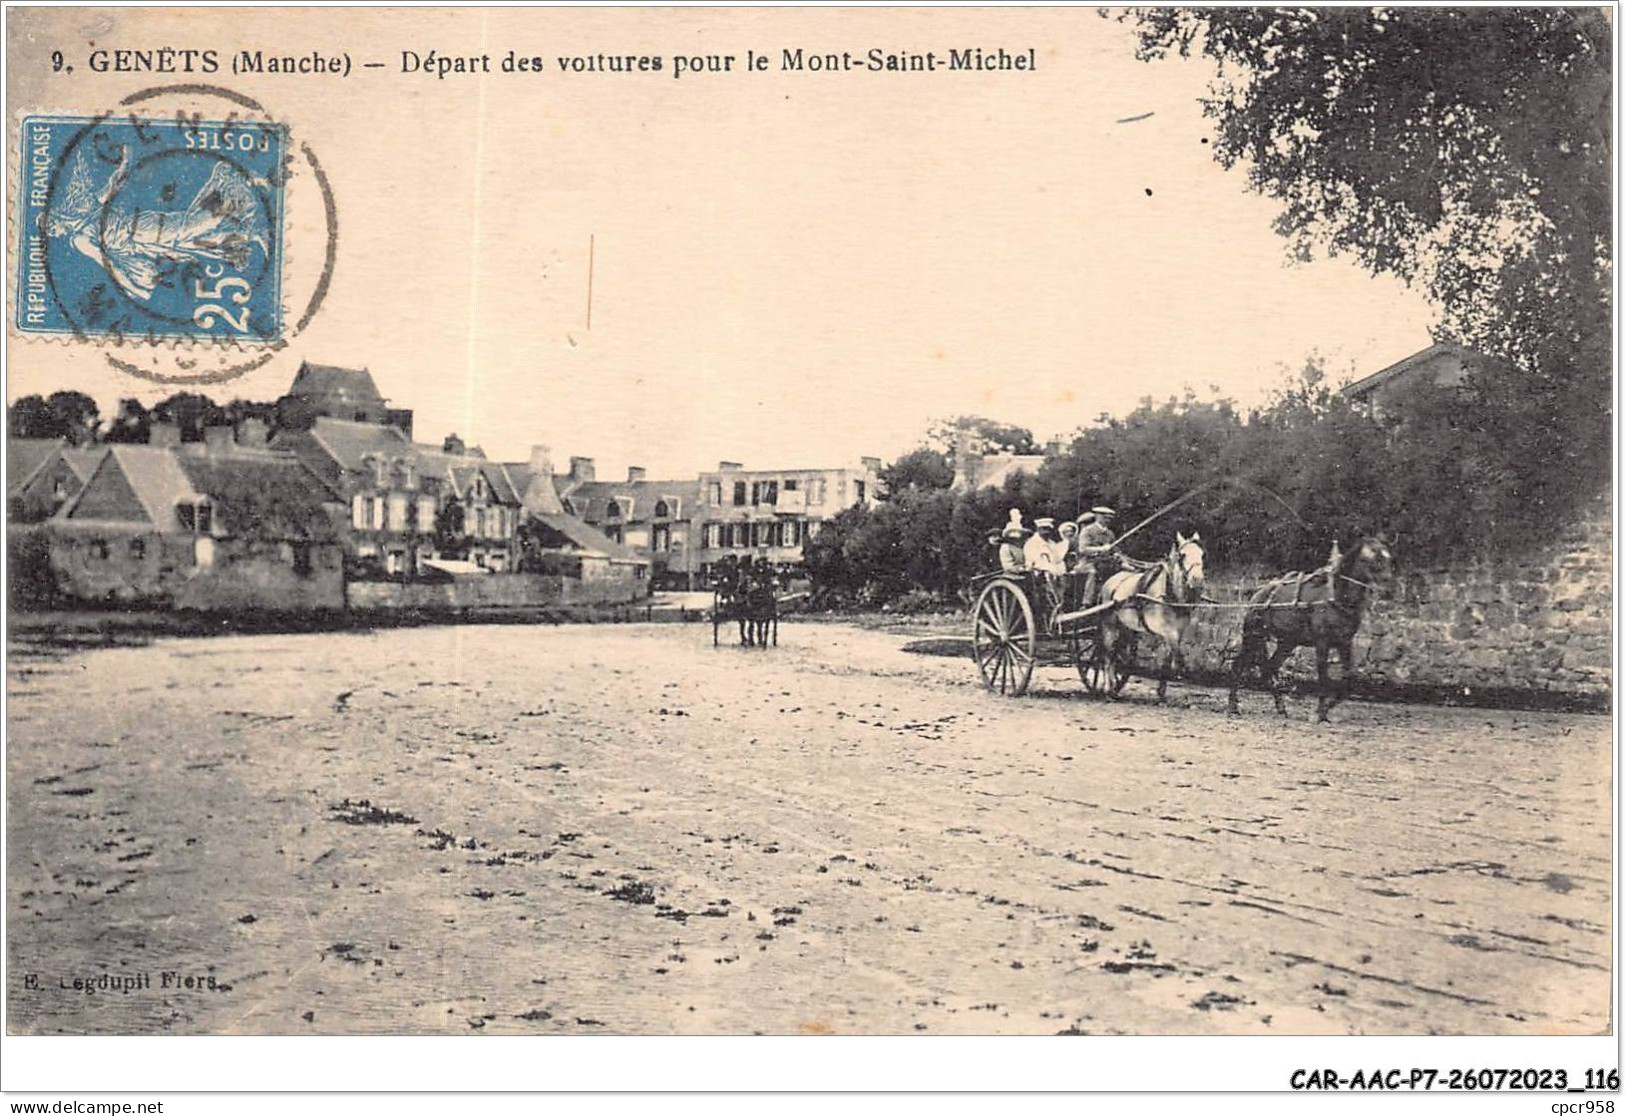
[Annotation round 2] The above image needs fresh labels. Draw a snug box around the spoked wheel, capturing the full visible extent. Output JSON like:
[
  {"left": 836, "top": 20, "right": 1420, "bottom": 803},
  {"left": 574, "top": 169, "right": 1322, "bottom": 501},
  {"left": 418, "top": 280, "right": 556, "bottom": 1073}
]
[
  {"left": 1078, "top": 629, "right": 1134, "bottom": 697},
  {"left": 973, "top": 579, "right": 1037, "bottom": 696}
]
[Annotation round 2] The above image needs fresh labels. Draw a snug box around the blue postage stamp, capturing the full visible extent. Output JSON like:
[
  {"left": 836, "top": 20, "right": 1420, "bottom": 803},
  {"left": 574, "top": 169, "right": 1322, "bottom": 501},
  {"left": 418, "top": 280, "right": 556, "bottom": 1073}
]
[{"left": 16, "top": 114, "right": 286, "bottom": 342}]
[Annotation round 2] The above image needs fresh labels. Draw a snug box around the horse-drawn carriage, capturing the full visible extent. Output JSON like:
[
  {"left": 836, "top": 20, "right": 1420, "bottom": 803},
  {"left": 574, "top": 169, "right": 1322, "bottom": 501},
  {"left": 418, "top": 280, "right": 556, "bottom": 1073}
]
[
  {"left": 969, "top": 533, "right": 1206, "bottom": 699},
  {"left": 711, "top": 556, "right": 780, "bottom": 648},
  {"left": 969, "top": 523, "right": 1395, "bottom": 721}
]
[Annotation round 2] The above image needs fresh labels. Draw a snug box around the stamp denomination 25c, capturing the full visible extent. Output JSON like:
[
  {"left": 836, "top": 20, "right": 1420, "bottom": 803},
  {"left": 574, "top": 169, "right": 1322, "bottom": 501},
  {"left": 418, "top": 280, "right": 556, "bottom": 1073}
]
[{"left": 17, "top": 114, "right": 286, "bottom": 343}]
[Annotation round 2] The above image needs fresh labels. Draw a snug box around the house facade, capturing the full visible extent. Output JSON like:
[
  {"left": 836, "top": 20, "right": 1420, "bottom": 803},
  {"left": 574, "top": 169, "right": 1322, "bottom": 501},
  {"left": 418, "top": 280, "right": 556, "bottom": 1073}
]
[
  {"left": 691, "top": 458, "right": 881, "bottom": 582},
  {"left": 273, "top": 419, "right": 522, "bottom": 574},
  {"left": 49, "top": 443, "right": 345, "bottom": 611},
  {"left": 551, "top": 458, "right": 702, "bottom": 588}
]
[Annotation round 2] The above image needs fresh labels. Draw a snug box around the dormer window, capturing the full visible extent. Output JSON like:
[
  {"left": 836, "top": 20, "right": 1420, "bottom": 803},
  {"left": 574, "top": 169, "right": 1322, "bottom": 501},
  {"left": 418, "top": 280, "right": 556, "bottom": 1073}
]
[
  {"left": 176, "top": 498, "right": 214, "bottom": 534},
  {"left": 654, "top": 500, "right": 670, "bottom": 519},
  {"left": 606, "top": 500, "right": 622, "bottom": 519}
]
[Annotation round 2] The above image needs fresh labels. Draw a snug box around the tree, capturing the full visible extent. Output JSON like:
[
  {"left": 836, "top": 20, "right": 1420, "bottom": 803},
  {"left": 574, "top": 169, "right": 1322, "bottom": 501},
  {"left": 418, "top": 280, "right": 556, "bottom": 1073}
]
[
  {"left": 1122, "top": 7, "right": 1612, "bottom": 534},
  {"left": 45, "top": 391, "right": 100, "bottom": 444},
  {"left": 1120, "top": 10, "right": 1609, "bottom": 362},
  {"left": 8, "top": 395, "right": 54, "bottom": 439},
  {"left": 151, "top": 392, "right": 226, "bottom": 442},
  {"left": 8, "top": 392, "right": 100, "bottom": 442},
  {"left": 434, "top": 496, "right": 469, "bottom": 559},
  {"left": 104, "top": 399, "right": 151, "bottom": 444},
  {"left": 925, "top": 416, "right": 1040, "bottom": 457},
  {"left": 879, "top": 448, "right": 954, "bottom": 496}
]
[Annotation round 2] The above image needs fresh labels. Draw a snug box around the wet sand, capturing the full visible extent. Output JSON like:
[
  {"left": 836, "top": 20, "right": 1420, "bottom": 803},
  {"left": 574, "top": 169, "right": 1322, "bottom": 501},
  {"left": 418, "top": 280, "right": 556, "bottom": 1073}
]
[{"left": 7, "top": 621, "right": 1612, "bottom": 1034}]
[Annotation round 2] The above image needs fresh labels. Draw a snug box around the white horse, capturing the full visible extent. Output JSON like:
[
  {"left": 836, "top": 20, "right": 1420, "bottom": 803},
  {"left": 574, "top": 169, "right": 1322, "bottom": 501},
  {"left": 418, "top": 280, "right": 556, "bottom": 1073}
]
[{"left": 1097, "top": 532, "right": 1206, "bottom": 703}]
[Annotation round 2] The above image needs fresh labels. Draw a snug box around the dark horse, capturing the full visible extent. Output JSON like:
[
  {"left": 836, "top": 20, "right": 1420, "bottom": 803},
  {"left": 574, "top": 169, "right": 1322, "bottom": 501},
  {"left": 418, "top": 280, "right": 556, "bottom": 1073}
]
[
  {"left": 1227, "top": 537, "right": 1394, "bottom": 722},
  {"left": 712, "top": 556, "right": 778, "bottom": 648}
]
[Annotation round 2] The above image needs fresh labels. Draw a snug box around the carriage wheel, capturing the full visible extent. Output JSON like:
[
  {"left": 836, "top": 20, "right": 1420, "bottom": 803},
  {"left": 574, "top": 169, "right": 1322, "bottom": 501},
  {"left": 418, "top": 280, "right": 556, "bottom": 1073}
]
[{"left": 973, "top": 579, "right": 1036, "bottom": 696}]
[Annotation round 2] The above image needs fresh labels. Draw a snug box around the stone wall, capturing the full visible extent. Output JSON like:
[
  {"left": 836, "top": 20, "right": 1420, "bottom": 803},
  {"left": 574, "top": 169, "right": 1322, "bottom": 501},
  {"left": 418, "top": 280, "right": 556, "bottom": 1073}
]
[
  {"left": 1175, "top": 501, "right": 1612, "bottom": 702},
  {"left": 346, "top": 570, "right": 645, "bottom": 612}
]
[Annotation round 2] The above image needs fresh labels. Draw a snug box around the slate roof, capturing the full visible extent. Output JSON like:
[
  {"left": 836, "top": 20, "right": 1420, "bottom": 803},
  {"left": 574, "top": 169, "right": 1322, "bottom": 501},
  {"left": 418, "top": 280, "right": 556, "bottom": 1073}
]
[
  {"left": 303, "top": 416, "right": 414, "bottom": 471},
  {"left": 502, "top": 462, "right": 567, "bottom": 515},
  {"left": 567, "top": 478, "right": 703, "bottom": 522},
  {"left": 7, "top": 438, "right": 65, "bottom": 498},
  {"left": 417, "top": 453, "right": 520, "bottom": 505},
  {"left": 61, "top": 445, "right": 340, "bottom": 540},
  {"left": 61, "top": 448, "right": 104, "bottom": 482},
  {"left": 173, "top": 450, "right": 343, "bottom": 541},
  {"left": 286, "top": 361, "right": 387, "bottom": 409},
  {"left": 527, "top": 512, "right": 645, "bottom": 564},
  {"left": 294, "top": 418, "right": 521, "bottom": 504}
]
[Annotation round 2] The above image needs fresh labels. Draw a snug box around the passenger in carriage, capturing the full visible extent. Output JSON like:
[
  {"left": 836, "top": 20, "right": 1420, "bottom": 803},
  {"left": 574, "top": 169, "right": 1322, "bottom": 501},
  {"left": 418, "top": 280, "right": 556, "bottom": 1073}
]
[
  {"left": 1024, "top": 518, "right": 1067, "bottom": 575},
  {"left": 997, "top": 521, "right": 1030, "bottom": 572},
  {"left": 1058, "top": 521, "right": 1081, "bottom": 609}
]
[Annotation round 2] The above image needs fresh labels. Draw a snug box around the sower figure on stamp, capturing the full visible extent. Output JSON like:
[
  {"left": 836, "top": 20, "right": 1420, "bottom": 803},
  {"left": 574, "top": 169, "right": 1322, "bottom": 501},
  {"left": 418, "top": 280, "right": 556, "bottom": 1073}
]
[{"left": 1075, "top": 506, "right": 1119, "bottom": 608}]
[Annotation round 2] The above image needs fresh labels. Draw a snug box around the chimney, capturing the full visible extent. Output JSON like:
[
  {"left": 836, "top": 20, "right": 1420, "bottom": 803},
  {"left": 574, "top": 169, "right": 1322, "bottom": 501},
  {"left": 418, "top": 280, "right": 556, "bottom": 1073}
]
[
  {"left": 149, "top": 419, "right": 181, "bottom": 448},
  {"left": 569, "top": 456, "right": 596, "bottom": 482},
  {"left": 235, "top": 416, "right": 269, "bottom": 447},
  {"left": 203, "top": 426, "right": 234, "bottom": 451},
  {"left": 386, "top": 407, "right": 414, "bottom": 441},
  {"left": 443, "top": 433, "right": 465, "bottom": 456},
  {"left": 627, "top": 466, "right": 647, "bottom": 483},
  {"left": 521, "top": 445, "right": 564, "bottom": 515},
  {"left": 860, "top": 456, "right": 881, "bottom": 473},
  {"left": 718, "top": 461, "right": 743, "bottom": 472},
  {"left": 952, "top": 430, "right": 983, "bottom": 490}
]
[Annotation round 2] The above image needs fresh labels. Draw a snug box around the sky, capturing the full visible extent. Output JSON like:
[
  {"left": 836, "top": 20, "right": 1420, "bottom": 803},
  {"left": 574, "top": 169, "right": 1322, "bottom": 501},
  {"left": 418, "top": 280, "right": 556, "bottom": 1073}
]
[{"left": 7, "top": 7, "right": 1438, "bottom": 480}]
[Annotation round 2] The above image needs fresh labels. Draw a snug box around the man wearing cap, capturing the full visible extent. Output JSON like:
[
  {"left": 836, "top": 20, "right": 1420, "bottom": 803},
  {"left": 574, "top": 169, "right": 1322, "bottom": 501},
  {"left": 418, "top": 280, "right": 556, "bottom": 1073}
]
[{"left": 1076, "top": 506, "right": 1119, "bottom": 607}]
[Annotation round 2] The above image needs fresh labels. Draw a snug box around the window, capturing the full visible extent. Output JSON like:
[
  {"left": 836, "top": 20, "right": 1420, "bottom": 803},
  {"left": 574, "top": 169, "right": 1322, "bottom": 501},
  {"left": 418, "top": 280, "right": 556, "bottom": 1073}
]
[
  {"left": 129, "top": 538, "right": 146, "bottom": 560},
  {"left": 195, "top": 502, "right": 213, "bottom": 535},
  {"left": 751, "top": 480, "right": 779, "bottom": 506},
  {"left": 654, "top": 500, "right": 669, "bottom": 519},
  {"left": 89, "top": 539, "right": 109, "bottom": 560},
  {"left": 634, "top": 565, "right": 646, "bottom": 580},
  {"left": 854, "top": 481, "right": 866, "bottom": 504},
  {"left": 416, "top": 497, "right": 436, "bottom": 533},
  {"left": 732, "top": 481, "right": 746, "bottom": 506},
  {"left": 388, "top": 494, "right": 409, "bottom": 531},
  {"left": 708, "top": 482, "right": 722, "bottom": 505},
  {"left": 606, "top": 500, "right": 622, "bottom": 519},
  {"left": 177, "top": 504, "right": 196, "bottom": 531},
  {"left": 293, "top": 543, "right": 313, "bottom": 576},
  {"left": 784, "top": 479, "right": 798, "bottom": 492},
  {"left": 352, "top": 494, "right": 367, "bottom": 530},
  {"left": 652, "top": 524, "right": 670, "bottom": 552},
  {"left": 808, "top": 477, "right": 827, "bottom": 506}
]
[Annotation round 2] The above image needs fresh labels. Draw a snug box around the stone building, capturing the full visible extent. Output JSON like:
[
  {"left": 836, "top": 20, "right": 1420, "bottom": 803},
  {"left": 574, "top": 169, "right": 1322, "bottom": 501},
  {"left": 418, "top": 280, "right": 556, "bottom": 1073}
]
[
  {"left": 7, "top": 438, "right": 104, "bottom": 522},
  {"left": 278, "top": 361, "right": 414, "bottom": 439},
  {"left": 48, "top": 443, "right": 345, "bottom": 611},
  {"left": 692, "top": 458, "right": 881, "bottom": 583},
  {"left": 547, "top": 455, "right": 701, "bottom": 588},
  {"left": 273, "top": 418, "right": 523, "bottom": 574}
]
